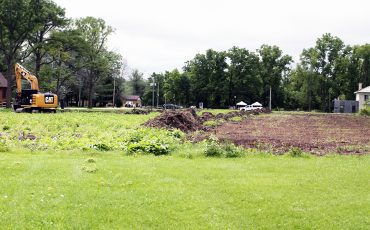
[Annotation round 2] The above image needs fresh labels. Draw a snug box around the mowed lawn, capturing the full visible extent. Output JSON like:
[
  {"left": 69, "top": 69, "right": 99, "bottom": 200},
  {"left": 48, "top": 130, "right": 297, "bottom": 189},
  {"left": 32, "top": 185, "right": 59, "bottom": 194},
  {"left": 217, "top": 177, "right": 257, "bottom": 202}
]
[{"left": 0, "top": 151, "right": 368, "bottom": 229}]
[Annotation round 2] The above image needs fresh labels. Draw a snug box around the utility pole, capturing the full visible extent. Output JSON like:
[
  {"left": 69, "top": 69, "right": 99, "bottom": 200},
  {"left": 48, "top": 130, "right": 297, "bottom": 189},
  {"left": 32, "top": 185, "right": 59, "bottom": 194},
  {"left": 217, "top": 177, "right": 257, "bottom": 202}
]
[
  {"left": 150, "top": 81, "right": 156, "bottom": 109},
  {"left": 112, "top": 77, "right": 116, "bottom": 107},
  {"left": 156, "top": 81, "right": 159, "bottom": 108},
  {"left": 269, "top": 86, "right": 272, "bottom": 110}
]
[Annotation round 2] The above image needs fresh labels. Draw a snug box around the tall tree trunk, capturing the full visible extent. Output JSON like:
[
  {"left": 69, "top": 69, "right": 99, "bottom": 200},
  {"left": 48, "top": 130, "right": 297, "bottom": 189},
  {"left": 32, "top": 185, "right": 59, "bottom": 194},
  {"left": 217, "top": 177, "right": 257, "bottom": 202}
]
[
  {"left": 5, "top": 58, "right": 13, "bottom": 108},
  {"left": 87, "top": 75, "right": 94, "bottom": 109},
  {"left": 35, "top": 51, "right": 42, "bottom": 79}
]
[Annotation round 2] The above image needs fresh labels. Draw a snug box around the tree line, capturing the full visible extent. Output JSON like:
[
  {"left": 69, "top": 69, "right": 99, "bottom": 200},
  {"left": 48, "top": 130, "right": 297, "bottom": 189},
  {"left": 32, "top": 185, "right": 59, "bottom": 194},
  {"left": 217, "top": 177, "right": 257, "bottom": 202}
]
[
  {"left": 1, "top": 0, "right": 369, "bottom": 111},
  {"left": 143, "top": 35, "right": 369, "bottom": 111}
]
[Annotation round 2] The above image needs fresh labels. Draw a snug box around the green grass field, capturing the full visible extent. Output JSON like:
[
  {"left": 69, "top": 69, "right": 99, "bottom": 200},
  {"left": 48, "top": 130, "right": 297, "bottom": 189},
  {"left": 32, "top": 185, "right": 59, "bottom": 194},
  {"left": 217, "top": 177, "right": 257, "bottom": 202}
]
[
  {"left": 0, "top": 151, "right": 369, "bottom": 229},
  {"left": 0, "top": 109, "right": 369, "bottom": 229}
]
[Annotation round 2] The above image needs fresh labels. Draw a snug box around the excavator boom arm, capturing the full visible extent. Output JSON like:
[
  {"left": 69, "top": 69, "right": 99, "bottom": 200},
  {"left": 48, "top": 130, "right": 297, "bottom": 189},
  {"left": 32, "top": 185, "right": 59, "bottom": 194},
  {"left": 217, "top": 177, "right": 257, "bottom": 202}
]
[{"left": 15, "top": 63, "right": 39, "bottom": 93}]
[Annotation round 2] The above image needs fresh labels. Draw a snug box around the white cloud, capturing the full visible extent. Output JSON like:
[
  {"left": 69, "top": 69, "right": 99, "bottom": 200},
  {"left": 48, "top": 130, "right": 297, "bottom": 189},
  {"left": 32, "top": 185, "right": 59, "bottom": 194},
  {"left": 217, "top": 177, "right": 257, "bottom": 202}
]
[{"left": 54, "top": 0, "right": 370, "bottom": 75}]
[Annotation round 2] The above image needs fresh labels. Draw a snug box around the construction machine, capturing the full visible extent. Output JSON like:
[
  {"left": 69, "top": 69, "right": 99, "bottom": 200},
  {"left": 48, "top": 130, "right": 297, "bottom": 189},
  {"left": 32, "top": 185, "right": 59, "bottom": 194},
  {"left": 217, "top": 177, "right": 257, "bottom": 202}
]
[{"left": 13, "top": 63, "right": 58, "bottom": 113}]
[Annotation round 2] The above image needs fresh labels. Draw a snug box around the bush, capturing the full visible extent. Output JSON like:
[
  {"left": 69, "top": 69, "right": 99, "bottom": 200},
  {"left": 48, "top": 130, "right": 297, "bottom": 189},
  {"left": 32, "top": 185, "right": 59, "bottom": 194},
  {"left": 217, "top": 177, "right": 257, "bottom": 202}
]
[
  {"left": 0, "top": 140, "right": 9, "bottom": 152},
  {"left": 360, "top": 108, "right": 370, "bottom": 116},
  {"left": 127, "top": 140, "right": 170, "bottom": 156},
  {"left": 204, "top": 142, "right": 224, "bottom": 157},
  {"left": 204, "top": 141, "right": 245, "bottom": 158},
  {"left": 92, "top": 143, "right": 112, "bottom": 151},
  {"left": 288, "top": 147, "right": 304, "bottom": 157},
  {"left": 223, "top": 143, "right": 245, "bottom": 158},
  {"left": 2, "top": 125, "right": 10, "bottom": 131}
]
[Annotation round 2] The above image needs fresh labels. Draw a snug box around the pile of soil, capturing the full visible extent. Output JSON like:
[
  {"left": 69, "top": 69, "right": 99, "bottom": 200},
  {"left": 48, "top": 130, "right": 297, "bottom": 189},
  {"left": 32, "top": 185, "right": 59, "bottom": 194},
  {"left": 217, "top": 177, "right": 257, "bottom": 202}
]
[
  {"left": 144, "top": 109, "right": 204, "bottom": 133},
  {"left": 144, "top": 108, "right": 271, "bottom": 133}
]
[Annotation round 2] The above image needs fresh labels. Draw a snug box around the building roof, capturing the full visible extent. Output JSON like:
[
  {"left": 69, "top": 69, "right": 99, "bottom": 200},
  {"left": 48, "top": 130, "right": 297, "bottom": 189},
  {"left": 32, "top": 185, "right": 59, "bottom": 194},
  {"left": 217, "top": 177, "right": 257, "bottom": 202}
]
[
  {"left": 355, "top": 86, "right": 370, "bottom": 94},
  {"left": 123, "top": 95, "right": 141, "bottom": 101},
  {"left": 0, "top": 72, "right": 8, "bottom": 88}
]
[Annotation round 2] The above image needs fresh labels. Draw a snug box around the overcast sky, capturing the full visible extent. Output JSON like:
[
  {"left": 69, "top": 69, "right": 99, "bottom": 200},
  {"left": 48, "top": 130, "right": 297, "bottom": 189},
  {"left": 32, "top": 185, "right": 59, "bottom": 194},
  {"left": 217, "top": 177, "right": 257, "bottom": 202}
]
[{"left": 54, "top": 0, "right": 369, "bottom": 76}]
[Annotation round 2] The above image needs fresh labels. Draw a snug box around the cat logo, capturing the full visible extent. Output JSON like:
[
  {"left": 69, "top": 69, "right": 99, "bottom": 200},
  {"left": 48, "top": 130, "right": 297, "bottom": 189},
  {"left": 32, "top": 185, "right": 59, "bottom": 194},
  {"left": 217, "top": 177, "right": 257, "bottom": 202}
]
[{"left": 45, "top": 96, "right": 54, "bottom": 104}]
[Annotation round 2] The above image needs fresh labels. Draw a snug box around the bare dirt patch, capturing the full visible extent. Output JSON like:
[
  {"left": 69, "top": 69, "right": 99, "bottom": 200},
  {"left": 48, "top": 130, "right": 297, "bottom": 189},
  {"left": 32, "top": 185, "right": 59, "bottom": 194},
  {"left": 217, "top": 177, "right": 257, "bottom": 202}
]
[{"left": 213, "top": 113, "right": 370, "bottom": 155}]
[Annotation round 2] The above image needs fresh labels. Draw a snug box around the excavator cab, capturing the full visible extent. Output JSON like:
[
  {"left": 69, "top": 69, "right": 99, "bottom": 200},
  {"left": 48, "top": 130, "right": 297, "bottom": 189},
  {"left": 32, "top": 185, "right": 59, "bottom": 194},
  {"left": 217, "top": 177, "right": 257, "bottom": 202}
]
[{"left": 13, "top": 63, "right": 58, "bottom": 113}]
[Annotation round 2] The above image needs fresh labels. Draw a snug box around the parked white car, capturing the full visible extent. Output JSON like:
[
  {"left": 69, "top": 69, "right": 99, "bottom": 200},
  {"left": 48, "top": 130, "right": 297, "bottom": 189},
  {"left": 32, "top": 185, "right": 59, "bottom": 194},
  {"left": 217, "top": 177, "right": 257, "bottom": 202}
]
[{"left": 239, "top": 102, "right": 263, "bottom": 111}]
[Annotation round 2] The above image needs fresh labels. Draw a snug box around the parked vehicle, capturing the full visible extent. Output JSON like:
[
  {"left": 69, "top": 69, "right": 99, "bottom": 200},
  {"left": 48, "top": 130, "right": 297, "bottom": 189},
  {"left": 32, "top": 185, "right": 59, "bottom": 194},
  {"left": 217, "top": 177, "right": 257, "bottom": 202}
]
[
  {"left": 239, "top": 102, "right": 263, "bottom": 111},
  {"left": 13, "top": 63, "right": 58, "bottom": 113}
]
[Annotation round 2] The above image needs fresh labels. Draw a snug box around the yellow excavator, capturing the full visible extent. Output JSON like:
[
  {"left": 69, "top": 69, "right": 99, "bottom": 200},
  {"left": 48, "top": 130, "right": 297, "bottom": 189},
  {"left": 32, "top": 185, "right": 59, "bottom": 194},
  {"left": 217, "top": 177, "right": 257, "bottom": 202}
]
[{"left": 13, "top": 63, "right": 58, "bottom": 113}]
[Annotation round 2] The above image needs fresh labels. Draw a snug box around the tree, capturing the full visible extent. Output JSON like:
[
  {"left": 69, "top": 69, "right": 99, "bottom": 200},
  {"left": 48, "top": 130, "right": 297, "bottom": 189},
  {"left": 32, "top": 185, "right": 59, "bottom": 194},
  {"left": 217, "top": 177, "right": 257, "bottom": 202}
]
[
  {"left": 73, "top": 17, "right": 114, "bottom": 108},
  {"left": 185, "top": 49, "right": 228, "bottom": 108},
  {"left": 299, "top": 34, "right": 349, "bottom": 111},
  {"left": 0, "top": 0, "right": 39, "bottom": 107},
  {"left": 227, "top": 46, "right": 262, "bottom": 105},
  {"left": 128, "top": 69, "right": 145, "bottom": 96},
  {"left": 27, "top": 0, "right": 67, "bottom": 79},
  {"left": 142, "top": 72, "right": 165, "bottom": 106},
  {"left": 258, "top": 45, "right": 293, "bottom": 108},
  {"left": 162, "top": 69, "right": 190, "bottom": 106}
]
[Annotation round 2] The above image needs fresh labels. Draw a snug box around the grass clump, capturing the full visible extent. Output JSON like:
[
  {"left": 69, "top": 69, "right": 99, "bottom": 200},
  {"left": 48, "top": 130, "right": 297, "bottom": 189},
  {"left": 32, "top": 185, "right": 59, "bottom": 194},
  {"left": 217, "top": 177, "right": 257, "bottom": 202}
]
[
  {"left": 92, "top": 143, "right": 112, "bottom": 151},
  {"left": 229, "top": 116, "right": 242, "bottom": 122},
  {"left": 287, "top": 147, "right": 309, "bottom": 158},
  {"left": 2, "top": 125, "right": 10, "bottom": 131},
  {"left": 204, "top": 138, "right": 245, "bottom": 158},
  {"left": 0, "top": 140, "right": 9, "bottom": 152}
]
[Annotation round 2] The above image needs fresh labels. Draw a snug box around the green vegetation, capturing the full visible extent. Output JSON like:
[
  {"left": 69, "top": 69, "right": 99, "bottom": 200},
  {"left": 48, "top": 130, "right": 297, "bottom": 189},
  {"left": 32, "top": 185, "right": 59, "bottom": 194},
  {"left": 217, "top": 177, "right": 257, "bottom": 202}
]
[
  {"left": 0, "top": 110, "right": 183, "bottom": 155},
  {"left": 360, "top": 106, "right": 370, "bottom": 116},
  {"left": 0, "top": 150, "right": 368, "bottom": 229},
  {"left": 0, "top": 110, "right": 369, "bottom": 228}
]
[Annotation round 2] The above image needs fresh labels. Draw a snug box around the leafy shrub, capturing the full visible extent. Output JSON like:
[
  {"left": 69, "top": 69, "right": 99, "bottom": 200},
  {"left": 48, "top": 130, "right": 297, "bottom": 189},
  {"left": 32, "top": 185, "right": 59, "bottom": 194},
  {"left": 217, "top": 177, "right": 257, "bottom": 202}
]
[
  {"left": 360, "top": 108, "right": 370, "bottom": 116},
  {"left": 0, "top": 140, "right": 9, "bottom": 152},
  {"left": 204, "top": 141, "right": 224, "bottom": 157},
  {"left": 92, "top": 143, "right": 112, "bottom": 151},
  {"left": 223, "top": 143, "right": 245, "bottom": 158},
  {"left": 204, "top": 140, "right": 245, "bottom": 158},
  {"left": 127, "top": 140, "right": 170, "bottom": 156},
  {"left": 2, "top": 125, "right": 10, "bottom": 131},
  {"left": 288, "top": 147, "right": 304, "bottom": 157},
  {"left": 170, "top": 129, "right": 184, "bottom": 139}
]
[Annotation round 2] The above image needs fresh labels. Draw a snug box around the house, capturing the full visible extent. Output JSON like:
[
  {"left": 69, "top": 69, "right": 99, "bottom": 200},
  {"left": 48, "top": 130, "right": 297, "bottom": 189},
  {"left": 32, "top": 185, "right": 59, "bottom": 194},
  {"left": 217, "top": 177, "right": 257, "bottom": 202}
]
[
  {"left": 0, "top": 73, "right": 8, "bottom": 105},
  {"left": 122, "top": 95, "right": 141, "bottom": 107},
  {"left": 355, "top": 83, "right": 370, "bottom": 110}
]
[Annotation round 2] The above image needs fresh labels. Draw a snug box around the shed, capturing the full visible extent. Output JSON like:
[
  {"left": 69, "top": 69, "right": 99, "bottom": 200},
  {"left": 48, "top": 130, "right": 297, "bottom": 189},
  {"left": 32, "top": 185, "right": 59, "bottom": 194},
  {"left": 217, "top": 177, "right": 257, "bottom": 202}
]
[
  {"left": 333, "top": 100, "right": 359, "bottom": 113},
  {"left": 122, "top": 95, "right": 141, "bottom": 108},
  {"left": 0, "top": 73, "right": 8, "bottom": 105}
]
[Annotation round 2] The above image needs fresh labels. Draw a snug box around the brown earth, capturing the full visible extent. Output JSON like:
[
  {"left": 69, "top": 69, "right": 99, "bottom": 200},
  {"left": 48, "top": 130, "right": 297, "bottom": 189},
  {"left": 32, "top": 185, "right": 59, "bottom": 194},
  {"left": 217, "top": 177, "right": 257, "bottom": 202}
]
[
  {"left": 144, "top": 108, "right": 270, "bottom": 133},
  {"left": 213, "top": 113, "right": 370, "bottom": 155},
  {"left": 144, "top": 109, "right": 204, "bottom": 133}
]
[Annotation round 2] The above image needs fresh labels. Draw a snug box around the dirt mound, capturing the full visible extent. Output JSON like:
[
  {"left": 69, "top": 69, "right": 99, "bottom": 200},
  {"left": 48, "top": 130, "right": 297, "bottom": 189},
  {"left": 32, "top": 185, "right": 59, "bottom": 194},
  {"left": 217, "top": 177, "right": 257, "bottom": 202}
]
[
  {"left": 144, "top": 108, "right": 271, "bottom": 133},
  {"left": 144, "top": 109, "right": 204, "bottom": 133},
  {"left": 200, "top": 112, "right": 214, "bottom": 121}
]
